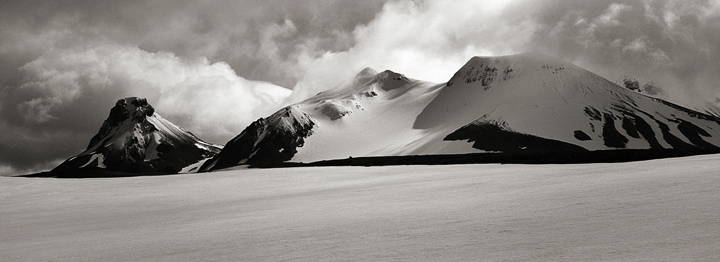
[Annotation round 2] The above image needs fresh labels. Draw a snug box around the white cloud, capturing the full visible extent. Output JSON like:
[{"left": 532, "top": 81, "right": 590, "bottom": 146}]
[
  {"left": 623, "top": 38, "right": 648, "bottom": 52},
  {"left": 17, "top": 97, "right": 61, "bottom": 123},
  {"left": 598, "top": 3, "right": 631, "bottom": 26}
]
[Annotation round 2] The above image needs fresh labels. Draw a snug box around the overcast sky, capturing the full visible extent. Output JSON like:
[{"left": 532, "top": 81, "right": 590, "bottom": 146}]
[{"left": 1, "top": 0, "right": 719, "bottom": 175}]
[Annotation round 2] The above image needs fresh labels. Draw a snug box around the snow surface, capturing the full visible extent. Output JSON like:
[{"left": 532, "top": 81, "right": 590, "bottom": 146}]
[{"left": 2, "top": 155, "right": 720, "bottom": 261}]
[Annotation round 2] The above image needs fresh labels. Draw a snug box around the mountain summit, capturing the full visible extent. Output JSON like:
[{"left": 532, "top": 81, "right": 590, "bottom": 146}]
[
  {"left": 50, "top": 97, "right": 221, "bottom": 176},
  {"left": 202, "top": 53, "right": 720, "bottom": 171}
]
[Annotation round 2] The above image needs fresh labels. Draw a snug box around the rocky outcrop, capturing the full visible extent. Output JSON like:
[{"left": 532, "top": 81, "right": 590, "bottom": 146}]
[
  {"left": 200, "top": 106, "right": 315, "bottom": 171},
  {"left": 444, "top": 117, "right": 588, "bottom": 153},
  {"left": 86, "top": 98, "right": 154, "bottom": 150}
]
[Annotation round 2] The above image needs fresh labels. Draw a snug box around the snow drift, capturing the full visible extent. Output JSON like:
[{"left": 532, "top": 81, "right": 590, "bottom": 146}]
[
  {"left": 51, "top": 97, "right": 222, "bottom": 175},
  {"left": 204, "top": 53, "right": 720, "bottom": 171}
]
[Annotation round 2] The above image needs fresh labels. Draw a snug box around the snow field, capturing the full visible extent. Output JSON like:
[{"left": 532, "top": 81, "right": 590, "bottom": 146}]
[{"left": 2, "top": 154, "right": 719, "bottom": 261}]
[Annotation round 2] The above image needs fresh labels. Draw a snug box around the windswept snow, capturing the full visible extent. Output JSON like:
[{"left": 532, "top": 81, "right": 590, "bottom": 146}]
[{"left": 2, "top": 155, "right": 719, "bottom": 261}]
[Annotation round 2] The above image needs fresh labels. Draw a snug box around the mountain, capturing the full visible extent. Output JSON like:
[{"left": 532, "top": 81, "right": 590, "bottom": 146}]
[
  {"left": 419, "top": 53, "right": 720, "bottom": 152},
  {"left": 202, "top": 53, "right": 720, "bottom": 171},
  {"left": 50, "top": 97, "right": 222, "bottom": 176}
]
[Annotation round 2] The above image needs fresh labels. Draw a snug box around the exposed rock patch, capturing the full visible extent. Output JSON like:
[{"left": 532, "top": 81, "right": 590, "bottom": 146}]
[
  {"left": 447, "top": 62, "right": 498, "bottom": 87},
  {"left": 621, "top": 112, "right": 664, "bottom": 149},
  {"left": 677, "top": 120, "right": 719, "bottom": 149},
  {"left": 574, "top": 130, "right": 592, "bottom": 141},
  {"left": 583, "top": 106, "right": 602, "bottom": 121},
  {"left": 444, "top": 117, "right": 587, "bottom": 153},
  {"left": 602, "top": 113, "right": 628, "bottom": 148}
]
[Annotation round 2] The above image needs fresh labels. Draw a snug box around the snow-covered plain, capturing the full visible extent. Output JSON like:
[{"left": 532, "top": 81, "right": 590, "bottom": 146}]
[{"left": 2, "top": 154, "right": 719, "bottom": 261}]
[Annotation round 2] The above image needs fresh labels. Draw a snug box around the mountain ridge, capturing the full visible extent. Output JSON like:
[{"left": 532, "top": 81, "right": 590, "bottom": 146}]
[{"left": 202, "top": 53, "right": 720, "bottom": 171}]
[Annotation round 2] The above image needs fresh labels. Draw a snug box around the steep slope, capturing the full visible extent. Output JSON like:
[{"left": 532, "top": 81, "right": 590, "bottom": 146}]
[
  {"left": 203, "top": 54, "right": 720, "bottom": 170},
  {"left": 52, "top": 97, "right": 222, "bottom": 175}
]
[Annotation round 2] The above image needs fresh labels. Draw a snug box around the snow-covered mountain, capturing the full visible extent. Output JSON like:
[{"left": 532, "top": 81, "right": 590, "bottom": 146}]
[
  {"left": 52, "top": 97, "right": 222, "bottom": 175},
  {"left": 202, "top": 53, "right": 720, "bottom": 171}
]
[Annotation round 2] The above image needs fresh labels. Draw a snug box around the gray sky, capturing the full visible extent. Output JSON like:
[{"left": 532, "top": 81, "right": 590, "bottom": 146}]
[{"left": 1, "top": 0, "right": 719, "bottom": 175}]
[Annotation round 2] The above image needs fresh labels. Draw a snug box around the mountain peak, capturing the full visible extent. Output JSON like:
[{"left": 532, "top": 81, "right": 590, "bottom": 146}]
[
  {"left": 356, "top": 67, "right": 379, "bottom": 78},
  {"left": 51, "top": 97, "right": 221, "bottom": 176},
  {"left": 448, "top": 52, "right": 570, "bottom": 87}
]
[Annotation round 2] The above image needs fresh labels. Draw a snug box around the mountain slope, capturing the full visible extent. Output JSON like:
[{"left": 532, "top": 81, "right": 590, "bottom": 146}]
[
  {"left": 52, "top": 97, "right": 222, "bottom": 175},
  {"left": 200, "top": 69, "right": 444, "bottom": 171},
  {"left": 203, "top": 54, "right": 720, "bottom": 171},
  {"left": 421, "top": 53, "right": 720, "bottom": 152}
]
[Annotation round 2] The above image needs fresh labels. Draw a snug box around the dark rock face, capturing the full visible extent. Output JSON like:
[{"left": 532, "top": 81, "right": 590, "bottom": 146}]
[
  {"left": 636, "top": 101, "right": 720, "bottom": 149},
  {"left": 574, "top": 130, "right": 592, "bottom": 141},
  {"left": 201, "top": 106, "right": 315, "bottom": 171},
  {"left": 655, "top": 120, "right": 697, "bottom": 150},
  {"left": 633, "top": 110, "right": 698, "bottom": 150},
  {"left": 677, "top": 120, "right": 719, "bottom": 150},
  {"left": 86, "top": 98, "right": 156, "bottom": 150},
  {"left": 139, "top": 144, "right": 214, "bottom": 173},
  {"left": 621, "top": 117, "right": 640, "bottom": 139},
  {"left": 596, "top": 107, "right": 720, "bottom": 150},
  {"left": 583, "top": 106, "right": 603, "bottom": 121},
  {"left": 621, "top": 112, "right": 663, "bottom": 149},
  {"left": 444, "top": 117, "right": 587, "bottom": 153},
  {"left": 602, "top": 113, "right": 629, "bottom": 148},
  {"left": 201, "top": 119, "right": 267, "bottom": 170}
]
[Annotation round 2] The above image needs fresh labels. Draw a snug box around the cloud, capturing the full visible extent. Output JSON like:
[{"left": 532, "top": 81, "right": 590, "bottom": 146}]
[{"left": 523, "top": 0, "right": 720, "bottom": 104}]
